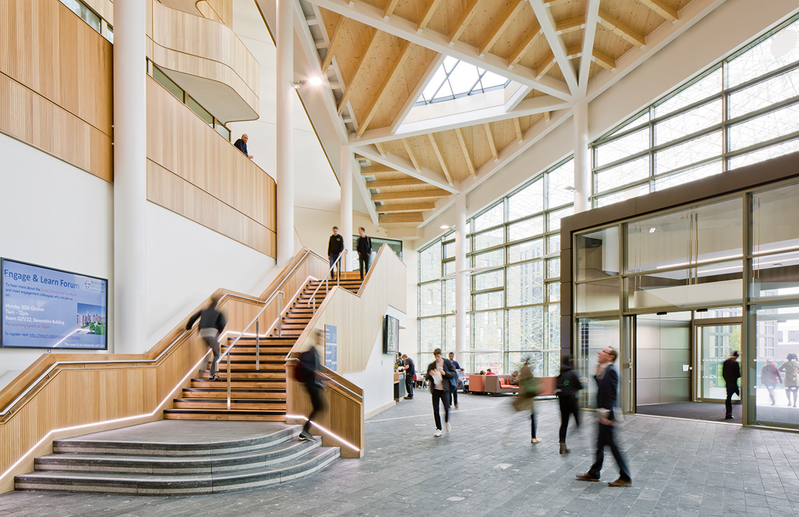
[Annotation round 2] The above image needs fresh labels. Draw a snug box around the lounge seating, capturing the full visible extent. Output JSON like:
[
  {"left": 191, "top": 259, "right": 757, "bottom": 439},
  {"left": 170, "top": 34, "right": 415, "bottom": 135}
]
[{"left": 466, "top": 374, "right": 557, "bottom": 396}]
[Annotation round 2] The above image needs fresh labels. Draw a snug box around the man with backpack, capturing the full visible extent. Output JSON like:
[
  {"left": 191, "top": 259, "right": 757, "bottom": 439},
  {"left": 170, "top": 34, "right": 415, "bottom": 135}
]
[
  {"left": 295, "top": 329, "right": 327, "bottom": 442},
  {"left": 556, "top": 355, "right": 583, "bottom": 454},
  {"left": 185, "top": 296, "right": 226, "bottom": 382}
]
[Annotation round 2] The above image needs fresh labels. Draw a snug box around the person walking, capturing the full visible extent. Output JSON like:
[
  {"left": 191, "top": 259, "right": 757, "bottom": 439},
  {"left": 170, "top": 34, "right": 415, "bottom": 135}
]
[
  {"left": 576, "top": 347, "right": 632, "bottom": 487},
  {"left": 186, "top": 296, "right": 226, "bottom": 382},
  {"left": 296, "top": 330, "right": 327, "bottom": 442},
  {"left": 518, "top": 358, "right": 540, "bottom": 443},
  {"left": 723, "top": 351, "right": 741, "bottom": 419},
  {"left": 448, "top": 352, "right": 462, "bottom": 408},
  {"left": 556, "top": 355, "right": 582, "bottom": 454},
  {"left": 233, "top": 134, "right": 254, "bottom": 159},
  {"left": 401, "top": 354, "right": 415, "bottom": 399},
  {"left": 425, "top": 348, "right": 457, "bottom": 437},
  {"left": 327, "top": 226, "right": 344, "bottom": 280},
  {"left": 761, "top": 358, "right": 783, "bottom": 406},
  {"left": 356, "top": 227, "right": 372, "bottom": 280},
  {"left": 780, "top": 353, "right": 799, "bottom": 407}
]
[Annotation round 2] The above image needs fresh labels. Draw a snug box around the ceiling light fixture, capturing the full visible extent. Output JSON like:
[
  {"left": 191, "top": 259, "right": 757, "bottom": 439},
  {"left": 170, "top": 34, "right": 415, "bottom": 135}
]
[
  {"left": 291, "top": 81, "right": 304, "bottom": 89},
  {"left": 308, "top": 76, "right": 323, "bottom": 86},
  {"left": 440, "top": 225, "right": 450, "bottom": 229},
  {"left": 649, "top": 228, "right": 656, "bottom": 233}
]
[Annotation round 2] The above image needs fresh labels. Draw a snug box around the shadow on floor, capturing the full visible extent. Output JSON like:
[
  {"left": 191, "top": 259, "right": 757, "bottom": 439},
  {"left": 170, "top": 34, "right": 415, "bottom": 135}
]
[{"left": 635, "top": 401, "right": 741, "bottom": 423}]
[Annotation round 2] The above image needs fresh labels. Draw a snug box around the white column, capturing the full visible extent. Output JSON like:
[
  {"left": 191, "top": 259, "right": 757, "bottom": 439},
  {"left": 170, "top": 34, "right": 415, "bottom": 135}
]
[
  {"left": 340, "top": 144, "right": 353, "bottom": 270},
  {"left": 276, "top": 0, "right": 294, "bottom": 265},
  {"left": 573, "top": 101, "right": 591, "bottom": 213},
  {"left": 113, "top": 0, "right": 147, "bottom": 354},
  {"left": 455, "top": 193, "right": 467, "bottom": 367}
]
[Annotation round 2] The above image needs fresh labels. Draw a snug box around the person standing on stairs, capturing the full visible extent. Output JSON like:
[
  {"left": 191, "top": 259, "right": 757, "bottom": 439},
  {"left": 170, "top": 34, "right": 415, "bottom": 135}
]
[
  {"left": 297, "top": 329, "right": 327, "bottom": 442},
  {"left": 425, "top": 348, "right": 457, "bottom": 437},
  {"left": 328, "top": 226, "right": 344, "bottom": 280},
  {"left": 356, "top": 227, "right": 372, "bottom": 280},
  {"left": 186, "top": 296, "right": 227, "bottom": 382}
]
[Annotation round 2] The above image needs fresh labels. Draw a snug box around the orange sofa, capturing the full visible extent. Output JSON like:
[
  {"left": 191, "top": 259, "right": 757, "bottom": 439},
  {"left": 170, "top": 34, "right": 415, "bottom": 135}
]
[{"left": 466, "top": 375, "right": 556, "bottom": 396}]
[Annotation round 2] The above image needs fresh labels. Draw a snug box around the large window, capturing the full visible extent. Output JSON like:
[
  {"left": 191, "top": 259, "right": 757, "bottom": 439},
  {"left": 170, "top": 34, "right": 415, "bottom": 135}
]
[
  {"left": 417, "top": 158, "right": 573, "bottom": 375},
  {"left": 591, "top": 16, "right": 799, "bottom": 208}
]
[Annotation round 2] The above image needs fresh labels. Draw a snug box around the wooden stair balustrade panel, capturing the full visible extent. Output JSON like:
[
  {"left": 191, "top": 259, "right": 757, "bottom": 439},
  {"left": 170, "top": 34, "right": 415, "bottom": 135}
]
[{"left": 164, "top": 273, "right": 365, "bottom": 422}]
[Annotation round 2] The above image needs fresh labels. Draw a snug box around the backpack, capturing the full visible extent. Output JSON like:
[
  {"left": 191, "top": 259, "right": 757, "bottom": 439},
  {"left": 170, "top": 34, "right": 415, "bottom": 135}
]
[{"left": 293, "top": 361, "right": 308, "bottom": 383}]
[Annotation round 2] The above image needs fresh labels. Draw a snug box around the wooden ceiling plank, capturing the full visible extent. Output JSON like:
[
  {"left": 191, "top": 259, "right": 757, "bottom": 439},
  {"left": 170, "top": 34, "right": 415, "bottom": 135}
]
[
  {"left": 372, "top": 188, "right": 450, "bottom": 201},
  {"left": 375, "top": 142, "right": 387, "bottom": 156},
  {"left": 638, "top": 0, "right": 678, "bottom": 22},
  {"left": 555, "top": 15, "right": 585, "bottom": 35},
  {"left": 578, "top": 0, "right": 601, "bottom": 96},
  {"left": 478, "top": 0, "right": 526, "bottom": 57},
  {"left": 529, "top": 0, "right": 579, "bottom": 95},
  {"left": 598, "top": 9, "right": 646, "bottom": 48},
  {"left": 356, "top": 40, "right": 412, "bottom": 137},
  {"left": 507, "top": 23, "right": 542, "bottom": 68},
  {"left": 321, "top": 17, "right": 349, "bottom": 74},
  {"left": 513, "top": 118, "right": 523, "bottom": 144},
  {"left": 336, "top": 29, "right": 379, "bottom": 115},
  {"left": 427, "top": 133, "right": 454, "bottom": 186},
  {"left": 417, "top": 0, "right": 444, "bottom": 33},
  {"left": 543, "top": 0, "right": 570, "bottom": 6},
  {"left": 402, "top": 138, "right": 422, "bottom": 171},
  {"left": 566, "top": 46, "right": 582, "bottom": 58},
  {"left": 377, "top": 202, "right": 436, "bottom": 213},
  {"left": 454, "top": 128, "right": 476, "bottom": 178},
  {"left": 544, "top": 111, "right": 550, "bottom": 122},
  {"left": 535, "top": 53, "right": 556, "bottom": 78},
  {"left": 367, "top": 178, "right": 428, "bottom": 188},
  {"left": 448, "top": 0, "right": 484, "bottom": 45},
  {"left": 383, "top": 0, "right": 400, "bottom": 19},
  {"left": 592, "top": 48, "right": 616, "bottom": 71},
  {"left": 484, "top": 123, "right": 499, "bottom": 162},
  {"left": 379, "top": 213, "right": 425, "bottom": 224}
]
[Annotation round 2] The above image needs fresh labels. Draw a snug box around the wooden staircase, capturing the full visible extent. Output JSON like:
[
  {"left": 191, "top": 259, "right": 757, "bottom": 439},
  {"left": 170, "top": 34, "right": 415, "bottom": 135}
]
[{"left": 164, "top": 272, "right": 364, "bottom": 421}]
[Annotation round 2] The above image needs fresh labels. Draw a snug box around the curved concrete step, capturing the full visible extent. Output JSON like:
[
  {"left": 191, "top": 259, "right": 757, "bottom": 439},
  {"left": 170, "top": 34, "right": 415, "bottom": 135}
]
[{"left": 17, "top": 447, "right": 340, "bottom": 495}]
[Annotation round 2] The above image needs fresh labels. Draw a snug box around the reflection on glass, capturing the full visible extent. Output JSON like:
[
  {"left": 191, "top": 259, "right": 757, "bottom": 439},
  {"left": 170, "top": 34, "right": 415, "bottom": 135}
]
[
  {"left": 753, "top": 181, "right": 799, "bottom": 256},
  {"left": 699, "top": 324, "right": 741, "bottom": 400},
  {"left": 625, "top": 261, "right": 743, "bottom": 310},
  {"left": 576, "top": 226, "right": 620, "bottom": 281},
  {"left": 753, "top": 302, "right": 799, "bottom": 427},
  {"left": 577, "top": 318, "right": 620, "bottom": 407},
  {"left": 577, "top": 278, "right": 620, "bottom": 313},
  {"left": 752, "top": 250, "right": 799, "bottom": 299},
  {"left": 547, "top": 282, "right": 561, "bottom": 303}
]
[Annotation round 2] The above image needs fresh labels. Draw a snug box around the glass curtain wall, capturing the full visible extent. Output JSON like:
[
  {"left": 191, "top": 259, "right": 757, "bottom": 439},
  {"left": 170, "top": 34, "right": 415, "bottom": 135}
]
[
  {"left": 418, "top": 158, "right": 574, "bottom": 374},
  {"left": 590, "top": 15, "right": 799, "bottom": 208}
]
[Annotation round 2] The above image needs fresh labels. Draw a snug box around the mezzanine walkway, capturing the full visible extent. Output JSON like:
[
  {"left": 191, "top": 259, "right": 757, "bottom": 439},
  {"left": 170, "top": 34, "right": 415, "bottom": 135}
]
[{"left": 1, "top": 392, "right": 798, "bottom": 516}]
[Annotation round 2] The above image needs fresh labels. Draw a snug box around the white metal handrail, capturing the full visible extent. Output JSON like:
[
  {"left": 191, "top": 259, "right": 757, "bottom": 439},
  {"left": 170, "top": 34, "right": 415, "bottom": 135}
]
[
  {"left": 0, "top": 248, "right": 325, "bottom": 417},
  {"left": 309, "top": 250, "right": 347, "bottom": 313}
]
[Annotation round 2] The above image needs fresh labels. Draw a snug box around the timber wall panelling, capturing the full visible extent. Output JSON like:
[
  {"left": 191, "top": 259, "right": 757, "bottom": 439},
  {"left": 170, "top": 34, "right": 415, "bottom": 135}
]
[
  {"left": 0, "top": 0, "right": 113, "bottom": 181},
  {"left": 146, "top": 77, "right": 277, "bottom": 257},
  {"left": 146, "top": 0, "right": 260, "bottom": 119}
]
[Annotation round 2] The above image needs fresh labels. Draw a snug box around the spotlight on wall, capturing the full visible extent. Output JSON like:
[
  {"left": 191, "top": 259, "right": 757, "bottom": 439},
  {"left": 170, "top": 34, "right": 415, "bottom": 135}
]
[
  {"left": 440, "top": 225, "right": 450, "bottom": 229},
  {"left": 291, "top": 81, "right": 304, "bottom": 89},
  {"left": 649, "top": 227, "right": 656, "bottom": 233},
  {"left": 308, "top": 76, "right": 323, "bottom": 86}
]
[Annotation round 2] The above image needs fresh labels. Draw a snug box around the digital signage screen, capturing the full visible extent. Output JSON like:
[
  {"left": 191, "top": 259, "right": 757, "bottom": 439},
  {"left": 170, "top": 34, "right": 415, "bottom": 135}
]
[{"left": 1, "top": 259, "right": 108, "bottom": 350}]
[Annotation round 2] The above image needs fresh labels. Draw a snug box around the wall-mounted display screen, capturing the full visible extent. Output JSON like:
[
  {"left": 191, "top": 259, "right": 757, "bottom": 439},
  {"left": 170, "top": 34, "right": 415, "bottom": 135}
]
[
  {"left": 1, "top": 259, "right": 108, "bottom": 350},
  {"left": 383, "top": 315, "right": 399, "bottom": 354}
]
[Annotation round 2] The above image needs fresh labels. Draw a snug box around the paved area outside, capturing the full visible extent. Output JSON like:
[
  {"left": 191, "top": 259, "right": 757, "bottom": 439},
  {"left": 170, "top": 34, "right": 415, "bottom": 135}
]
[{"left": 3, "top": 392, "right": 799, "bottom": 516}]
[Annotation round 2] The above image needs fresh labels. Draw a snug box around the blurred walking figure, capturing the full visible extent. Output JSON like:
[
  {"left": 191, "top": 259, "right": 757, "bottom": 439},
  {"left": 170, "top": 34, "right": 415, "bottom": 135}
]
[
  {"left": 761, "top": 358, "right": 782, "bottom": 406},
  {"left": 576, "top": 347, "right": 632, "bottom": 487},
  {"left": 295, "top": 330, "right": 327, "bottom": 442},
  {"left": 425, "top": 348, "right": 457, "bottom": 437},
  {"left": 780, "top": 354, "right": 799, "bottom": 407},
  {"left": 186, "top": 296, "right": 226, "bottom": 382},
  {"left": 510, "top": 358, "right": 540, "bottom": 443},
  {"left": 723, "top": 351, "right": 741, "bottom": 419},
  {"left": 556, "top": 355, "right": 583, "bottom": 454},
  {"left": 448, "top": 352, "right": 462, "bottom": 408}
]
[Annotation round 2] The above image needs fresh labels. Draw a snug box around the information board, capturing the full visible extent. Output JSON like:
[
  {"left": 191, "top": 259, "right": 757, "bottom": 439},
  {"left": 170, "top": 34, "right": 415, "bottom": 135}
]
[
  {"left": 1, "top": 259, "right": 108, "bottom": 349},
  {"left": 325, "top": 324, "right": 337, "bottom": 371}
]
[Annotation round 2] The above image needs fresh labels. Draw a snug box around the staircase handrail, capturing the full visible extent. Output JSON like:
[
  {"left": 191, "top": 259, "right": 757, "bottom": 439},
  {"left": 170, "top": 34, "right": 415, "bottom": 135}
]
[
  {"left": 309, "top": 249, "right": 348, "bottom": 313},
  {"left": 284, "top": 358, "right": 363, "bottom": 401},
  {"left": 0, "top": 247, "right": 323, "bottom": 419}
]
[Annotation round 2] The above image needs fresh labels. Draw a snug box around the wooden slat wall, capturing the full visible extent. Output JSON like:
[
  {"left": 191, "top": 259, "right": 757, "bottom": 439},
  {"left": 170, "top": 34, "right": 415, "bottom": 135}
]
[
  {"left": 147, "top": 0, "right": 259, "bottom": 117},
  {"left": 0, "top": 0, "right": 112, "bottom": 181},
  {"left": 196, "top": 0, "right": 234, "bottom": 28},
  {"left": 146, "top": 77, "right": 277, "bottom": 257}
]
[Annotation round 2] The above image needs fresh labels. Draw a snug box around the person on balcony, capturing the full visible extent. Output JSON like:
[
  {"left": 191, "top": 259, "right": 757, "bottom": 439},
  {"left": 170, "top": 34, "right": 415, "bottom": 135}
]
[
  {"left": 185, "top": 296, "right": 227, "bottom": 382},
  {"left": 233, "top": 134, "right": 254, "bottom": 159},
  {"left": 327, "top": 226, "right": 344, "bottom": 280},
  {"left": 356, "top": 227, "right": 372, "bottom": 280}
]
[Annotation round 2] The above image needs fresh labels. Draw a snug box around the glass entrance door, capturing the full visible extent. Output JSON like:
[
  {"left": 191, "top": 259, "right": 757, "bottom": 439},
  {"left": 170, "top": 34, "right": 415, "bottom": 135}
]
[{"left": 696, "top": 322, "right": 741, "bottom": 401}]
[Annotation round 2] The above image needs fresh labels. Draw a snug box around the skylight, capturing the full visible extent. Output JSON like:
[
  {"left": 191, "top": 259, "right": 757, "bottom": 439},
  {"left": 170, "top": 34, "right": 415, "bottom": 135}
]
[{"left": 415, "top": 56, "right": 512, "bottom": 106}]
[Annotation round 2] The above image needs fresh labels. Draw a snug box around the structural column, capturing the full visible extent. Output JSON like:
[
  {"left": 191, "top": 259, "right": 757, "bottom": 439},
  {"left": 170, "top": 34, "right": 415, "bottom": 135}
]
[
  {"left": 340, "top": 145, "right": 353, "bottom": 270},
  {"left": 113, "top": 0, "right": 147, "bottom": 354},
  {"left": 276, "top": 0, "right": 294, "bottom": 265},
  {"left": 455, "top": 193, "right": 467, "bottom": 367},
  {"left": 573, "top": 101, "right": 591, "bottom": 213}
]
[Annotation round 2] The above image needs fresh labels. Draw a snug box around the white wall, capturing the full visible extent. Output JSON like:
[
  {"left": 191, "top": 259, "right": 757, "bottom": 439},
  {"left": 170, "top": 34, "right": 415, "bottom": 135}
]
[
  {"left": 294, "top": 207, "right": 389, "bottom": 264},
  {"left": 399, "top": 248, "right": 418, "bottom": 364},
  {"left": 0, "top": 134, "right": 113, "bottom": 384}
]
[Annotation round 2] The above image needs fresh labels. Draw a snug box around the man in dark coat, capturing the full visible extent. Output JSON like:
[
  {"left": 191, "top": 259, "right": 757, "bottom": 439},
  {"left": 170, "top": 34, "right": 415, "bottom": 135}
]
[
  {"left": 356, "top": 227, "right": 372, "bottom": 280},
  {"left": 425, "top": 348, "right": 457, "bottom": 437},
  {"left": 576, "top": 347, "right": 631, "bottom": 487},
  {"left": 401, "top": 354, "right": 415, "bottom": 399},
  {"left": 186, "top": 296, "right": 227, "bottom": 381},
  {"left": 723, "top": 350, "right": 741, "bottom": 419},
  {"left": 327, "top": 226, "right": 344, "bottom": 279},
  {"left": 556, "top": 355, "right": 583, "bottom": 454},
  {"left": 297, "top": 330, "right": 327, "bottom": 442},
  {"left": 233, "top": 134, "right": 253, "bottom": 159}
]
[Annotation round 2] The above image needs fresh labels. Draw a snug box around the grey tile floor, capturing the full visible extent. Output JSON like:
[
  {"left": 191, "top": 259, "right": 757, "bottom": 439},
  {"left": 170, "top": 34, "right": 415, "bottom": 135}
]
[{"left": 2, "top": 392, "right": 799, "bottom": 516}]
